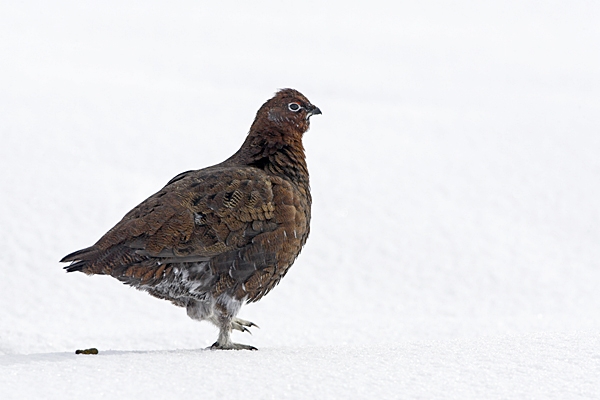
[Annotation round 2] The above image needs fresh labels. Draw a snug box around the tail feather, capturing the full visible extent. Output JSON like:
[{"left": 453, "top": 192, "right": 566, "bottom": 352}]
[
  {"left": 63, "top": 259, "right": 88, "bottom": 273},
  {"left": 60, "top": 245, "right": 104, "bottom": 274},
  {"left": 60, "top": 244, "right": 149, "bottom": 276},
  {"left": 60, "top": 246, "right": 98, "bottom": 263}
]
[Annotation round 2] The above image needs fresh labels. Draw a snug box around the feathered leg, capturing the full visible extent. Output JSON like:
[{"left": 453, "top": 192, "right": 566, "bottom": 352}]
[{"left": 210, "top": 315, "right": 257, "bottom": 351}]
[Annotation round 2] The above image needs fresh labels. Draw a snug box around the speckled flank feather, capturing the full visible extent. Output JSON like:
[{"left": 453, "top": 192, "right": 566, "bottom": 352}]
[{"left": 61, "top": 88, "right": 321, "bottom": 350}]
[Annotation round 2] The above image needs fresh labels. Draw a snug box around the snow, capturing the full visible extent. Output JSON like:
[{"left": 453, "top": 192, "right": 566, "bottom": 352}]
[
  {"left": 1, "top": 1, "right": 600, "bottom": 398},
  {"left": 2, "top": 335, "right": 599, "bottom": 399}
]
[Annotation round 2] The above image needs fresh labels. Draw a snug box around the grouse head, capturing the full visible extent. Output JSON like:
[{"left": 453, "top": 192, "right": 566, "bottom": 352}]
[
  {"left": 226, "top": 89, "right": 320, "bottom": 173},
  {"left": 250, "top": 88, "right": 322, "bottom": 138}
]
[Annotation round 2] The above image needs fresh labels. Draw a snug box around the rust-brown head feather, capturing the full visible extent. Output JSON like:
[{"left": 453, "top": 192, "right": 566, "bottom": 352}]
[{"left": 250, "top": 88, "right": 321, "bottom": 137}]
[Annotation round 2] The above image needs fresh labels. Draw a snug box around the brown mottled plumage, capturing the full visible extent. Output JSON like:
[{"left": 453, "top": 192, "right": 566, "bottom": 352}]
[{"left": 61, "top": 89, "right": 321, "bottom": 350}]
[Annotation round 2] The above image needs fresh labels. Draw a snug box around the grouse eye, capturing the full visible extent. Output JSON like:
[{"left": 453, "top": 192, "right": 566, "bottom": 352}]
[{"left": 288, "top": 102, "right": 301, "bottom": 112}]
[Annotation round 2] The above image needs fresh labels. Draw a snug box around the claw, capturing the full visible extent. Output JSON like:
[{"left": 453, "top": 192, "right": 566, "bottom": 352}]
[
  {"left": 209, "top": 342, "right": 258, "bottom": 351},
  {"left": 232, "top": 318, "right": 260, "bottom": 333},
  {"left": 238, "top": 326, "right": 251, "bottom": 334}
]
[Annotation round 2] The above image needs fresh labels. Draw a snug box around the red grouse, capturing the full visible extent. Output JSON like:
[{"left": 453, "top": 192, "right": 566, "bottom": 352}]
[{"left": 61, "top": 89, "right": 321, "bottom": 350}]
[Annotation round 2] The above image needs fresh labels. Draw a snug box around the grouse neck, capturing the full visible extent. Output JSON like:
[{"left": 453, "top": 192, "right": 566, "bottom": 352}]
[
  {"left": 227, "top": 130, "right": 310, "bottom": 191},
  {"left": 262, "top": 141, "right": 309, "bottom": 190}
]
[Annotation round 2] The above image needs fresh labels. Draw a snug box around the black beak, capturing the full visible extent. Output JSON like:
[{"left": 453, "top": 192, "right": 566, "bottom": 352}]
[{"left": 307, "top": 106, "right": 322, "bottom": 118}]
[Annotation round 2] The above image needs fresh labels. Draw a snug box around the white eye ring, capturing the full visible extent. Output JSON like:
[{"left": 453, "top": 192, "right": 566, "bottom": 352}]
[{"left": 288, "top": 102, "right": 301, "bottom": 112}]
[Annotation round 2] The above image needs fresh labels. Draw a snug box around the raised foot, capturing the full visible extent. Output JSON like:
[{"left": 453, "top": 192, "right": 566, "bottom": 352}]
[
  {"left": 210, "top": 342, "right": 258, "bottom": 351},
  {"left": 232, "top": 318, "right": 259, "bottom": 333}
]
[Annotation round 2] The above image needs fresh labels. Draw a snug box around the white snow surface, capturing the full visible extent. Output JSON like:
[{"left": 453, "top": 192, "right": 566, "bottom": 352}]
[{"left": 1, "top": 1, "right": 600, "bottom": 399}]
